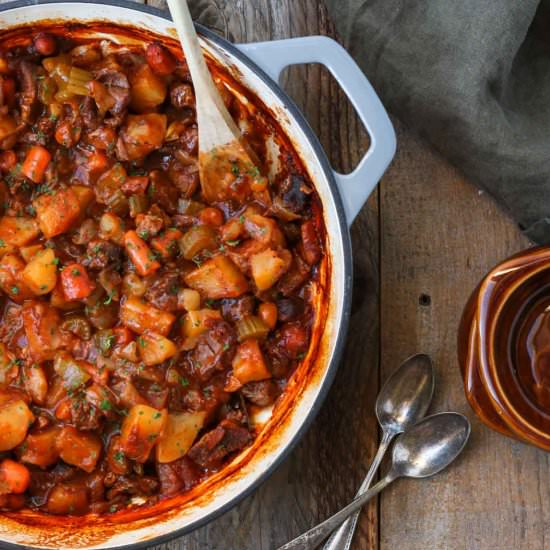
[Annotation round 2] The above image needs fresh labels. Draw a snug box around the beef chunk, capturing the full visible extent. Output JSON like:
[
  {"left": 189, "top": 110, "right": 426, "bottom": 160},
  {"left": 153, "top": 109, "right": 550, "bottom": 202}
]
[
  {"left": 220, "top": 296, "right": 255, "bottom": 323},
  {"left": 277, "top": 255, "right": 310, "bottom": 296},
  {"left": 106, "top": 475, "right": 159, "bottom": 500},
  {"left": 70, "top": 393, "right": 102, "bottom": 431},
  {"left": 167, "top": 159, "right": 199, "bottom": 198},
  {"left": 79, "top": 96, "right": 100, "bottom": 130},
  {"left": 95, "top": 67, "right": 130, "bottom": 115},
  {"left": 170, "top": 83, "right": 195, "bottom": 109},
  {"left": 20, "top": 115, "right": 55, "bottom": 145},
  {"left": 136, "top": 213, "right": 164, "bottom": 239},
  {"left": 188, "top": 321, "right": 236, "bottom": 382},
  {"left": 85, "top": 239, "right": 121, "bottom": 270},
  {"left": 144, "top": 271, "right": 180, "bottom": 312},
  {"left": 157, "top": 456, "right": 201, "bottom": 496},
  {"left": 17, "top": 60, "right": 38, "bottom": 123},
  {"left": 188, "top": 419, "right": 252, "bottom": 470},
  {"left": 277, "top": 174, "right": 311, "bottom": 217},
  {"left": 276, "top": 296, "right": 305, "bottom": 322},
  {"left": 148, "top": 170, "right": 179, "bottom": 214},
  {"left": 241, "top": 380, "right": 280, "bottom": 407}
]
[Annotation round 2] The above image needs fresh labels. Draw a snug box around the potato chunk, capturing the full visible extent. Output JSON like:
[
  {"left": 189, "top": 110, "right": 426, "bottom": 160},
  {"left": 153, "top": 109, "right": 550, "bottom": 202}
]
[
  {"left": 156, "top": 411, "right": 207, "bottom": 463},
  {"left": 21, "top": 248, "right": 57, "bottom": 295},
  {"left": 118, "top": 114, "right": 167, "bottom": 161},
  {"left": 17, "top": 426, "right": 61, "bottom": 468},
  {"left": 181, "top": 309, "right": 222, "bottom": 339},
  {"left": 137, "top": 331, "right": 177, "bottom": 366},
  {"left": 33, "top": 187, "right": 82, "bottom": 238},
  {"left": 120, "top": 404, "right": 167, "bottom": 462},
  {"left": 0, "top": 216, "right": 39, "bottom": 248},
  {"left": 184, "top": 255, "right": 248, "bottom": 299},
  {"left": 232, "top": 339, "right": 271, "bottom": 385},
  {"left": 22, "top": 301, "right": 69, "bottom": 362},
  {"left": 120, "top": 296, "right": 175, "bottom": 336},
  {"left": 0, "top": 254, "right": 35, "bottom": 302},
  {"left": 250, "top": 248, "right": 291, "bottom": 291},
  {"left": 57, "top": 426, "right": 102, "bottom": 473},
  {"left": 130, "top": 64, "right": 167, "bottom": 112},
  {"left": 22, "top": 363, "right": 48, "bottom": 405},
  {"left": 0, "top": 399, "right": 35, "bottom": 451}
]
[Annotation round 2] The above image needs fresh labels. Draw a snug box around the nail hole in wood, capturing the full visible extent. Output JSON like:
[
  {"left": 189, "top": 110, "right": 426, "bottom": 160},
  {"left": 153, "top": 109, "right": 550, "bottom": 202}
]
[{"left": 419, "top": 294, "right": 431, "bottom": 306}]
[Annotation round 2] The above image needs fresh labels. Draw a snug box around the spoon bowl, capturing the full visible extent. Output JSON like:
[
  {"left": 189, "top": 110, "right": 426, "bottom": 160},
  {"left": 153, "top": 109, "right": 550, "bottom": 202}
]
[
  {"left": 279, "top": 412, "right": 471, "bottom": 550},
  {"left": 392, "top": 412, "right": 471, "bottom": 478},
  {"left": 377, "top": 353, "right": 434, "bottom": 434},
  {"left": 324, "top": 353, "right": 434, "bottom": 550}
]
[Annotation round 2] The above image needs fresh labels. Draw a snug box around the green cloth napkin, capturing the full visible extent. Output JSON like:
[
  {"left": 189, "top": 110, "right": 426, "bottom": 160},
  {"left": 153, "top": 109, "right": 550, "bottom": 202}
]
[{"left": 325, "top": 0, "right": 550, "bottom": 244}]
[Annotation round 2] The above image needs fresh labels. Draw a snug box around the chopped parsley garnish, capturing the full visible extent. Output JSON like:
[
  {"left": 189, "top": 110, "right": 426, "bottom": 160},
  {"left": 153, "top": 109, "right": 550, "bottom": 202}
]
[
  {"left": 231, "top": 162, "right": 240, "bottom": 176},
  {"left": 247, "top": 165, "right": 261, "bottom": 178},
  {"left": 114, "top": 451, "right": 125, "bottom": 463}
]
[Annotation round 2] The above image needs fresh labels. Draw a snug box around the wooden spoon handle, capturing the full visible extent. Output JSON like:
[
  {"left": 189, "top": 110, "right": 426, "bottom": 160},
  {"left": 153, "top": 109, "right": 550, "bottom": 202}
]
[
  {"left": 166, "top": 0, "right": 239, "bottom": 148},
  {"left": 165, "top": 0, "right": 213, "bottom": 97}
]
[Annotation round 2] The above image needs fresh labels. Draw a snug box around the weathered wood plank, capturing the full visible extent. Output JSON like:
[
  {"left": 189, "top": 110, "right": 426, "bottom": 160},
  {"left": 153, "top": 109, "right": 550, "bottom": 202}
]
[
  {"left": 145, "top": 1, "right": 380, "bottom": 549},
  {"left": 379, "top": 119, "right": 550, "bottom": 550}
]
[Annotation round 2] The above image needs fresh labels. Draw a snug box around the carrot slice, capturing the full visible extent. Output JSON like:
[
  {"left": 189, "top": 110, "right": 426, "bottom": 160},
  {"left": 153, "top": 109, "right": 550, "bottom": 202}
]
[
  {"left": 61, "top": 263, "right": 96, "bottom": 300},
  {"left": 21, "top": 145, "right": 51, "bottom": 183},
  {"left": 0, "top": 459, "right": 30, "bottom": 494},
  {"left": 151, "top": 228, "right": 182, "bottom": 259},
  {"left": 123, "top": 230, "right": 160, "bottom": 276}
]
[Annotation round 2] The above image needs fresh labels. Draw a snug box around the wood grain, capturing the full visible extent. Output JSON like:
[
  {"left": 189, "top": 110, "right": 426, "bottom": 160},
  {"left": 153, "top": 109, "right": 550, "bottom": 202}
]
[
  {"left": 145, "top": 1, "right": 380, "bottom": 549},
  {"left": 379, "top": 119, "right": 550, "bottom": 550}
]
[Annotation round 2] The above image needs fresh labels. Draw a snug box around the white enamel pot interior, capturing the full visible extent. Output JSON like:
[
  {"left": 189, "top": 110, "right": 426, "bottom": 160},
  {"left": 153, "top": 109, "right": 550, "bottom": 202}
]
[{"left": 0, "top": 1, "right": 396, "bottom": 548}]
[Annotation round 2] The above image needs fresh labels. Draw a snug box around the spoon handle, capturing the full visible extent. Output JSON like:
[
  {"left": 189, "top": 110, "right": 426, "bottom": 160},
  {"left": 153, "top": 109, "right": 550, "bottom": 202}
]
[
  {"left": 322, "top": 430, "right": 394, "bottom": 550},
  {"left": 165, "top": 0, "right": 212, "bottom": 97},
  {"left": 166, "top": 0, "right": 244, "bottom": 155},
  {"left": 277, "top": 472, "right": 398, "bottom": 550}
]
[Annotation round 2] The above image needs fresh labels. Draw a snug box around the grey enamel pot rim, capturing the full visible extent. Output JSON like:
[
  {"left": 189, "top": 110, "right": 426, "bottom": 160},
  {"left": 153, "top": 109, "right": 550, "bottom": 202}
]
[{"left": 0, "top": 1, "right": 396, "bottom": 548}]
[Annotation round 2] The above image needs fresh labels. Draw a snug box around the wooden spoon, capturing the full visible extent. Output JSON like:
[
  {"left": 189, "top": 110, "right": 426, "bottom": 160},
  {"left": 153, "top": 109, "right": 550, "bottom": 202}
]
[{"left": 166, "top": 0, "right": 267, "bottom": 203}]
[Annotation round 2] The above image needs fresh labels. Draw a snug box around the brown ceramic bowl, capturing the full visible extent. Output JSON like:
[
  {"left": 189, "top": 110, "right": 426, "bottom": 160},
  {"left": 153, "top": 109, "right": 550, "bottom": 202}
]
[{"left": 459, "top": 246, "right": 550, "bottom": 450}]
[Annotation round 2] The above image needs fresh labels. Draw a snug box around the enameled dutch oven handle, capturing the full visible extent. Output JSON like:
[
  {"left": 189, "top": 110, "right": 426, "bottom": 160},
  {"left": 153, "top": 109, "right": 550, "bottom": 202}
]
[{"left": 238, "top": 36, "right": 396, "bottom": 226}]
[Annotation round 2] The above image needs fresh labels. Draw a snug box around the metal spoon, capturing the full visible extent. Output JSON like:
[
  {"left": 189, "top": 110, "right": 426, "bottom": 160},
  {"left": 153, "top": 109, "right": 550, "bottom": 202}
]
[
  {"left": 323, "top": 353, "right": 434, "bottom": 550},
  {"left": 278, "top": 412, "right": 471, "bottom": 550}
]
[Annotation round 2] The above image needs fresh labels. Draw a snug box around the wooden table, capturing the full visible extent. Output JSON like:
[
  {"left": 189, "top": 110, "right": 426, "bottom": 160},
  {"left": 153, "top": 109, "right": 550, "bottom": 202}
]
[{"left": 101, "top": 1, "right": 545, "bottom": 548}]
